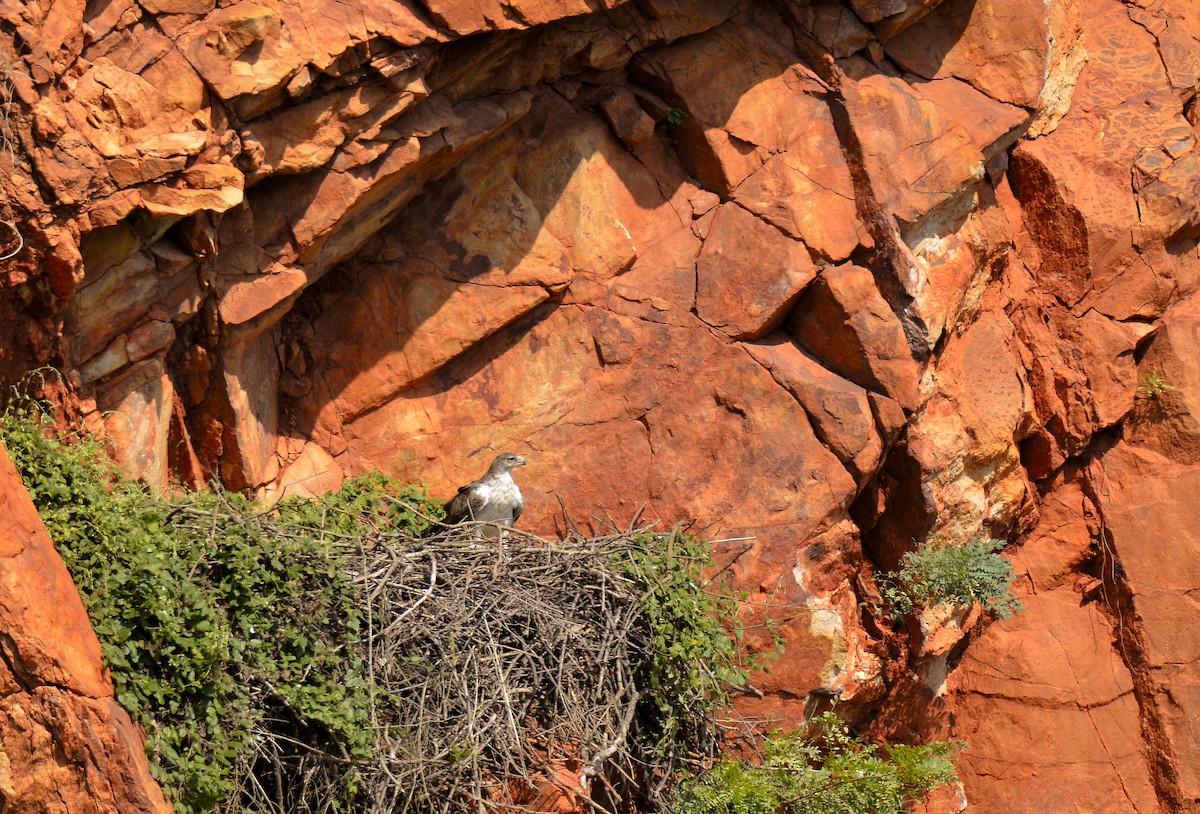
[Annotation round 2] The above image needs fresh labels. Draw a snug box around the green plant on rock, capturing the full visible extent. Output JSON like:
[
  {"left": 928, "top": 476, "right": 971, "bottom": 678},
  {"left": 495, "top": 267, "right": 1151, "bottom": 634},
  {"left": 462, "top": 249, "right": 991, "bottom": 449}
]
[
  {"left": 612, "top": 530, "right": 784, "bottom": 774},
  {"left": 881, "top": 536, "right": 1023, "bottom": 621},
  {"left": 0, "top": 402, "right": 442, "bottom": 814},
  {"left": 659, "top": 106, "right": 688, "bottom": 130},
  {"left": 674, "top": 713, "right": 960, "bottom": 814},
  {"left": 1137, "top": 369, "right": 1177, "bottom": 400}
]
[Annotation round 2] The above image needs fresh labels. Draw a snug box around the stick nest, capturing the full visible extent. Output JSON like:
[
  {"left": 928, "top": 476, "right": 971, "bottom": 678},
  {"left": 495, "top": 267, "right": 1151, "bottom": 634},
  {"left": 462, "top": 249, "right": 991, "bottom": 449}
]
[{"left": 236, "top": 516, "right": 731, "bottom": 814}]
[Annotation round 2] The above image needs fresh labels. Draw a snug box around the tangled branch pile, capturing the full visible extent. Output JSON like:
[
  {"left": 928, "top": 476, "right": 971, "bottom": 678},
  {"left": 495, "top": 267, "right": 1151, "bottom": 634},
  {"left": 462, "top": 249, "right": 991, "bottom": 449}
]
[
  {"left": 2, "top": 404, "right": 755, "bottom": 814},
  {"left": 349, "top": 527, "right": 715, "bottom": 813},
  {"left": 248, "top": 518, "right": 749, "bottom": 814}
]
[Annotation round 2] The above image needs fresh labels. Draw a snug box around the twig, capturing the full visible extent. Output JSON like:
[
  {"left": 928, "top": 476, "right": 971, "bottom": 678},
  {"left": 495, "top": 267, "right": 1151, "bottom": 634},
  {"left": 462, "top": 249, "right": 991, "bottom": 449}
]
[{"left": 0, "top": 220, "right": 22, "bottom": 261}]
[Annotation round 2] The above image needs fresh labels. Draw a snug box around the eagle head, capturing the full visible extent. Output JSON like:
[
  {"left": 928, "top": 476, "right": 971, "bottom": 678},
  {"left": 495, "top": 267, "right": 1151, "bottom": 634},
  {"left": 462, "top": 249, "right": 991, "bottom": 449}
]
[{"left": 488, "top": 452, "right": 526, "bottom": 474}]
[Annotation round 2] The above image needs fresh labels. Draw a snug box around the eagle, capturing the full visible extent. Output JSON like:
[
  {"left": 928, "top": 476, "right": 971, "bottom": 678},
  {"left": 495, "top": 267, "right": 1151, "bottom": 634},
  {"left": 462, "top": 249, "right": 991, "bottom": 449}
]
[{"left": 443, "top": 452, "right": 526, "bottom": 534}]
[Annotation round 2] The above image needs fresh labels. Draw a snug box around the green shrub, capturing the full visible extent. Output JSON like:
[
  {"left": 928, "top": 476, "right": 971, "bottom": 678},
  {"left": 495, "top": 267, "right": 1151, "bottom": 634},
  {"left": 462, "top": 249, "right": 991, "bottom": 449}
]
[
  {"left": 881, "top": 536, "right": 1023, "bottom": 621},
  {"left": 0, "top": 404, "right": 439, "bottom": 813},
  {"left": 674, "top": 713, "right": 959, "bottom": 814},
  {"left": 612, "top": 531, "right": 783, "bottom": 776}
]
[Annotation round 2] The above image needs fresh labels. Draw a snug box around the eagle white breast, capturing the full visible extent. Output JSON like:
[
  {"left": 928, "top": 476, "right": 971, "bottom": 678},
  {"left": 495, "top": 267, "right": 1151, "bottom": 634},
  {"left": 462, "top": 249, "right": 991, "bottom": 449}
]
[{"left": 467, "top": 473, "right": 522, "bottom": 525}]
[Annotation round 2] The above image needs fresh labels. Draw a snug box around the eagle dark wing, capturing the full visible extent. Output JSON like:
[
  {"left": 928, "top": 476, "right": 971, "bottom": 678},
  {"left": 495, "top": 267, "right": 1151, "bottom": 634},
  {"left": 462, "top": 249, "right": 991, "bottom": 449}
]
[
  {"left": 510, "top": 494, "right": 523, "bottom": 527},
  {"left": 443, "top": 480, "right": 489, "bottom": 524}
]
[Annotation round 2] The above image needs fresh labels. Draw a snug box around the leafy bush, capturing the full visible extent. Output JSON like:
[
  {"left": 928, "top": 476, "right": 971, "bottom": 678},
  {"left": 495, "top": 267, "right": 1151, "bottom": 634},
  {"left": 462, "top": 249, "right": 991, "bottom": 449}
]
[
  {"left": 881, "top": 536, "right": 1023, "bottom": 621},
  {"left": 0, "top": 404, "right": 438, "bottom": 813},
  {"left": 659, "top": 106, "right": 688, "bottom": 129},
  {"left": 674, "top": 713, "right": 959, "bottom": 814},
  {"left": 612, "top": 531, "right": 783, "bottom": 787}
]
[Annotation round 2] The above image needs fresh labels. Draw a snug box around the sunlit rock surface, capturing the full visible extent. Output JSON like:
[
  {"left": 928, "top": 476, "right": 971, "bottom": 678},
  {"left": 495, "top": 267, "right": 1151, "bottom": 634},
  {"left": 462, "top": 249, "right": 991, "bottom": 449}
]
[{"left": 3, "top": 0, "right": 1200, "bottom": 810}]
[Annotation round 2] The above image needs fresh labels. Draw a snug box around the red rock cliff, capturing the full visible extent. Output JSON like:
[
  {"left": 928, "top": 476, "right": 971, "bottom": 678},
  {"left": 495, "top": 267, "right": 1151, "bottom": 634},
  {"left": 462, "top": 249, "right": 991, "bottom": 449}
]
[{"left": 2, "top": 0, "right": 1200, "bottom": 811}]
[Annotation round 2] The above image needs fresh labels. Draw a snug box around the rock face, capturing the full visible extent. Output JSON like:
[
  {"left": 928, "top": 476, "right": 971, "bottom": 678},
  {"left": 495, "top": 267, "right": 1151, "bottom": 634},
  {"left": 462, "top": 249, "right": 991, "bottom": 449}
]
[
  {"left": 4, "top": 0, "right": 1200, "bottom": 811},
  {"left": 0, "top": 444, "right": 171, "bottom": 813}
]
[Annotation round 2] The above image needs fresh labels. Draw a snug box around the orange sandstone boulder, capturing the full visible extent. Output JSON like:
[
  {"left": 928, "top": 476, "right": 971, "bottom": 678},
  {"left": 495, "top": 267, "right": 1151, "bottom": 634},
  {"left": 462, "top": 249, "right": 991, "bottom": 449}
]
[
  {"left": 790, "top": 263, "right": 922, "bottom": 412},
  {"left": 950, "top": 591, "right": 1158, "bottom": 813},
  {"left": 0, "top": 445, "right": 170, "bottom": 813},
  {"left": 885, "top": 0, "right": 1074, "bottom": 108},
  {"left": 696, "top": 203, "right": 817, "bottom": 340}
]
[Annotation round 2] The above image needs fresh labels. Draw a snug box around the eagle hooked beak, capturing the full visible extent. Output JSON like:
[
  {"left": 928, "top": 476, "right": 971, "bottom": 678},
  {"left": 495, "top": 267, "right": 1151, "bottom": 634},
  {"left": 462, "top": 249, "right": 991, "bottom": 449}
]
[{"left": 515, "top": 455, "right": 527, "bottom": 466}]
